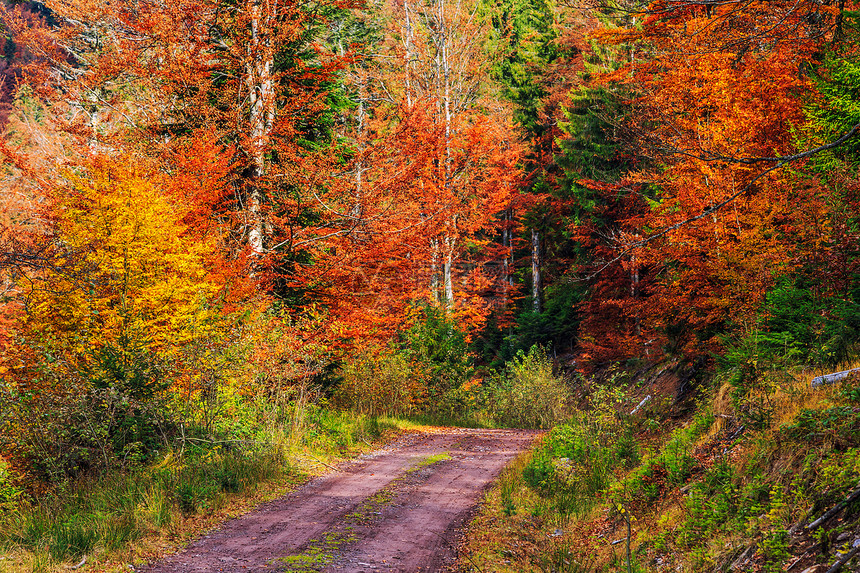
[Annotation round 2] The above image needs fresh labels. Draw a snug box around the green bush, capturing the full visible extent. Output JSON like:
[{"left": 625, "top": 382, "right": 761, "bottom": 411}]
[
  {"left": 0, "top": 381, "right": 170, "bottom": 484},
  {"left": 615, "top": 412, "right": 712, "bottom": 508},
  {"left": 0, "top": 457, "right": 22, "bottom": 510},
  {"left": 0, "top": 338, "right": 176, "bottom": 484},
  {"left": 521, "top": 386, "right": 643, "bottom": 525},
  {"left": 718, "top": 334, "right": 798, "bottom": 430},
  {"left": 782, "top": 405, "right": 860, "bottom": 447},
  {"left": 400, "top": 305, "right": 474, "bottom": 407},
  {"left": 486, "top": 346, "right": 571, "bottom": 429},
  {"left": 333, "top": 347, "right": 426, "bottom": 417}
]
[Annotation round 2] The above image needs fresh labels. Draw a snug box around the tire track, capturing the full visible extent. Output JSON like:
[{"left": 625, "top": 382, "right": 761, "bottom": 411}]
[{"left": 135, "top": 428, "right": 540, "bottom": 573}]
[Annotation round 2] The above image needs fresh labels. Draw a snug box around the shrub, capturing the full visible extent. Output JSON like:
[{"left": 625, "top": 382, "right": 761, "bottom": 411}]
[
  {"left": 0, "top": 458, "right": 21, "bottom": 510},
  {"left": 782, "top": 405, "right": 860, "bottom": 448},
  {"left": 761, "top": 529, "right": 791, "bottom": 573},
  {"left": 487, "top": 346, "right": 571, "bottom": 429},
  {"left": 0, "top": 367, "right": 172, "bottom": 484},
  {"left": 333, "top": 346, "right": 427, "bottom": 417},
  {"left": 717, "top": 333, "right": 801, "bottom": 430},
  {"left": 400, "top": 305, "right": 474, "bottom": 405}
]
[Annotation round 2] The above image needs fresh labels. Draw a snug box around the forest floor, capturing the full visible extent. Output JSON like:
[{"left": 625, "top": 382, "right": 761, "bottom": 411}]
[{"left": 132, "top": 427, "right": 541, "bottom": 573}]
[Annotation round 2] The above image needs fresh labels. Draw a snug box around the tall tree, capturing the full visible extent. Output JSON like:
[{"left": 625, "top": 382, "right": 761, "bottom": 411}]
[
  {"left": 324, "top": 0, "right": 524, "bottom": 335},
  {"left": 575, "top": 0, "right": 855, "bottom": 361},
  {"left": 3, "top": 0, "right": 357, "bottom": 276}
]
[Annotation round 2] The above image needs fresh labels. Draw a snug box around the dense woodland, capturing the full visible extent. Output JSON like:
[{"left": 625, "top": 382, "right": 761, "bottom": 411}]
[{"left": 2, "top": 0, "right": 860, "bottom": 570}]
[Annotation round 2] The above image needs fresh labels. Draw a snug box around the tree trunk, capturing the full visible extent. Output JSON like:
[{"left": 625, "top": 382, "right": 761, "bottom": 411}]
[
  {"left": 430, "top": 237, "right": 441, "bottom": 304},
  {"left": 353, "top": 75, "right": 366, "bottom": 220},
  {"left": 502, "top": 207, "right": 513, "bottom": 298},
  {"left": 245, "top": 0, "right": 276, "bottom": 256},
  {"left": 631, "top": 254, "right": 640, "bottom": 335},
  {"left": 443, "top": 234, "right": 455, "bottom": 308},
  {"left": 404, "top": 0, "right": 414, "bottom": 108},
  {"left": 531, "top": 228, "right": 541, "bottom": 313},
  {"left": 440, "top": 0, "right": 451, "bottom": 178}
]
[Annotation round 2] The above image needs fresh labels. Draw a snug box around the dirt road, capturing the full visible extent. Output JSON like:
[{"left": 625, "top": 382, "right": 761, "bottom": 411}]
[{"left": 134, "top": 428, "right": 540, "bottom": 573}]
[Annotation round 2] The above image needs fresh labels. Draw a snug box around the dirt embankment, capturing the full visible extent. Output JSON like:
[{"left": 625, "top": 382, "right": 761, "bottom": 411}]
[{"left": 134, "top": 428, "right": 540, "bottom": 573}]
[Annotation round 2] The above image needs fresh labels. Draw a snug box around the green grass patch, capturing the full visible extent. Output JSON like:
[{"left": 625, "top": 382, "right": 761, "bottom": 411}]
[
  {"left": 407, "top": 452, "right": 452, "bottom": 472},
  {"left": 276, "top": 530, "right": 358, "bottom": 572},
  {"left": 462, "top": 363, "right": 860, "bottom": 573},
  {"left": 0, "top": 445, "right": 288, "bottom": 564},
  {"left": 0, "top": 406, "right": 412, "bottom": 572}
]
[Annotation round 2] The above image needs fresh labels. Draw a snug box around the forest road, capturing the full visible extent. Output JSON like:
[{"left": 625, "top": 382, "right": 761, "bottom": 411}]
[{"left": 134, "top": 427, "right": 541, "bottom": 573}]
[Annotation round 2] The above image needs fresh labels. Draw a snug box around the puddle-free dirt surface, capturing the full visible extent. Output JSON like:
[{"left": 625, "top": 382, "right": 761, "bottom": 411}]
[{"left": 134, "top": 428, "right": 540, "bottom": 573}]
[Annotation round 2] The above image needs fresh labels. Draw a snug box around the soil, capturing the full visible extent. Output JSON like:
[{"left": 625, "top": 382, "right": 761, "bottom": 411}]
[{"left": 133, "top": 428, "right": 541, "bottom": 573}]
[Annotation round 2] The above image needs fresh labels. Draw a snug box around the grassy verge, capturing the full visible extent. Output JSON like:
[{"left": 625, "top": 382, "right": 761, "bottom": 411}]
[
  {"left": 0, "top": 409, "right": 418, "bottom": 573},
  {"left": 460, "top": 362, "right": 860, "bottom": 572}
]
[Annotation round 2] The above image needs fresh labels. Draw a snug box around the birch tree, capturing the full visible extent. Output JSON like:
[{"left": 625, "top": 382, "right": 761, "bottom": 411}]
[{"left": 375, "top": 0, "right": 522, "bottom": 320}]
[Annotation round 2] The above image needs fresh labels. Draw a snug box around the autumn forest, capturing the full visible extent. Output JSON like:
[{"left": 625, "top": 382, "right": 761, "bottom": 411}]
[{"left": 2, "top": 0, "right": 860, "bottom": 570}]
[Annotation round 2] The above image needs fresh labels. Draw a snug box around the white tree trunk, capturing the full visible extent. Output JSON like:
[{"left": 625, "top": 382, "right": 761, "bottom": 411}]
[
  {"left": 404, "top": 0, "right": 414, "bottom": 108},
  {"left": 631, "top": 254, "right": 640, "bottom": 335},
  {"left": 502, "top": 208, "right": 513, "bottom": 298},
  {"left": 443, "top": 235, "right": 455, "bottom": 308},
  {"left": 353, "top": 76, "right": 366, "bottom": 219},
  {"left": 531, "top": 228, "right": 541, "bottom": 313},
  {"left": 430, "top": 237, "right": 441, "bottom": 304},
  {"left": 439, "top": 0, "right": 451, "bottom": 177},
  {"left": 245, "top": 0, "right": 276, "bottom": 256}
]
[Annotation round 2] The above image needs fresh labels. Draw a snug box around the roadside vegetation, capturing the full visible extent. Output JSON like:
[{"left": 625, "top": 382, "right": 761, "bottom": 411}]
[
  {"left": 460, "top": 360, "right": 860, "bottom": 572},
  {"left": 5, "top": 291, "right": 860, "bottom": 572},
  {"left": 0, "top": 305, "right": 571, "bottom": 572},
  {"left": 0, "top": 390, "right": 415, "bottom": 573}
]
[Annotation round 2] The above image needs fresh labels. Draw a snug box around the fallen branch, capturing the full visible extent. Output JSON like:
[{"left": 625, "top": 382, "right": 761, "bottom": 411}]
[
  {"left": 179, "top": 437, "right": 270, "bottom": 446},
  {"left": 295, "top": 454, "right": 338, "bottom": 471},
  {"left": 807, "top": 482, "right": 860, "bottom": 530},
  {"left": 827, "top": 539, "right": 860, "bottom": 573},
  {"left": 811, "top": 368, "right": 860, "bottom": 388},
  {"left": 727, "top": 425, "right": 746, "bottom": 442},
  {"left": 785, "top": 548, "right": 814, "bottom": 571},
  {"left": 630, "top": 395, "right": 651, "bottom": 415}
]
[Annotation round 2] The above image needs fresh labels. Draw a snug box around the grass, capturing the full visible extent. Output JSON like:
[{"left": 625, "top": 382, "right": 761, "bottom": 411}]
[
  {"left": 459, "top": 360, "right": 860, "bottom": 572},
  {"left": 276, "top": 530, "right": 357, "bottom": 573},
  {"left": 0, "top": 447, "right": 296, "bottom": 572},
  {"left": 407, "top": 452, "right": 452, "bottom": 472},
  {"left": 0, "top": 407, "right": 417, "bottom": 573}
]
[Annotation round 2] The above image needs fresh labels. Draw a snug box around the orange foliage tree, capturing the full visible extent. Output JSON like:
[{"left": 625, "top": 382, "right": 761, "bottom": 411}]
[
  {"left": 3, "top": 0, "right": 527, "bottom": 348},
  {"left": 262, "top": 0, "right": 526, "bottom": 345},
  {"left": 1, "top": 0, "right": 358, "bottom": 275},
  {"left": 353, "top": 0, "right": 523, "bottom": 333},
  {"left": 572, "top": 0, "right": 852, "bottom": 361}
]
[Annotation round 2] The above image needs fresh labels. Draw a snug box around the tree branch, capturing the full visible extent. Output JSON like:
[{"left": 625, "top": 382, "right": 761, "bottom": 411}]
[{"left": 580, "top": 123, "right": 860, "bottom": 280}]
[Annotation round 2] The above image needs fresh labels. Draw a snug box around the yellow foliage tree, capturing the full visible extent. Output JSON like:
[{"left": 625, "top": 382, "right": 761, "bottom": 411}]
[
  {"left": 22, "top": 163, "right": 218, "bottom": 371},
  {"left": 0, "top": 160, "right": 221, "bottom": 478}
]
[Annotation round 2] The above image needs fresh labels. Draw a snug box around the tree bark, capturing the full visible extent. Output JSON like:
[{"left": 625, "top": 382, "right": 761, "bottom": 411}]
[
  {"left": 443, "top": 234, "right": 455, "bottom": 308},
  {"left": 245, "top": 0, "right": 276, "bottom": 256},
  {"left": 430, "top": 237, "right": 441, "bottom": 304},
  {"left": 502, "top": 207, "right": 512, "bottom": 299},
  {"left": 531, "top": 228, "right": 540, "bottom": 313},
  {"left": 404, "top": 0, "right": 414, "bottom": 108}
]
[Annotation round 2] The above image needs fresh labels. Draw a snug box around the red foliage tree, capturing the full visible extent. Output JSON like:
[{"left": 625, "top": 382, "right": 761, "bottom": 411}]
[{"left": 573, "top": 0, "right": 850, "bottom": 361}]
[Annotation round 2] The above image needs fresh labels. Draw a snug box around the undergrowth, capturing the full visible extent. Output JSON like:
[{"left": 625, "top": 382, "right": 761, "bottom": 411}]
[
  {"left": 461, "top": 362, "right": 860, "bottom": 572},
  {"left": 0, "top": 404, "right": 411, "bottom": 573}
]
